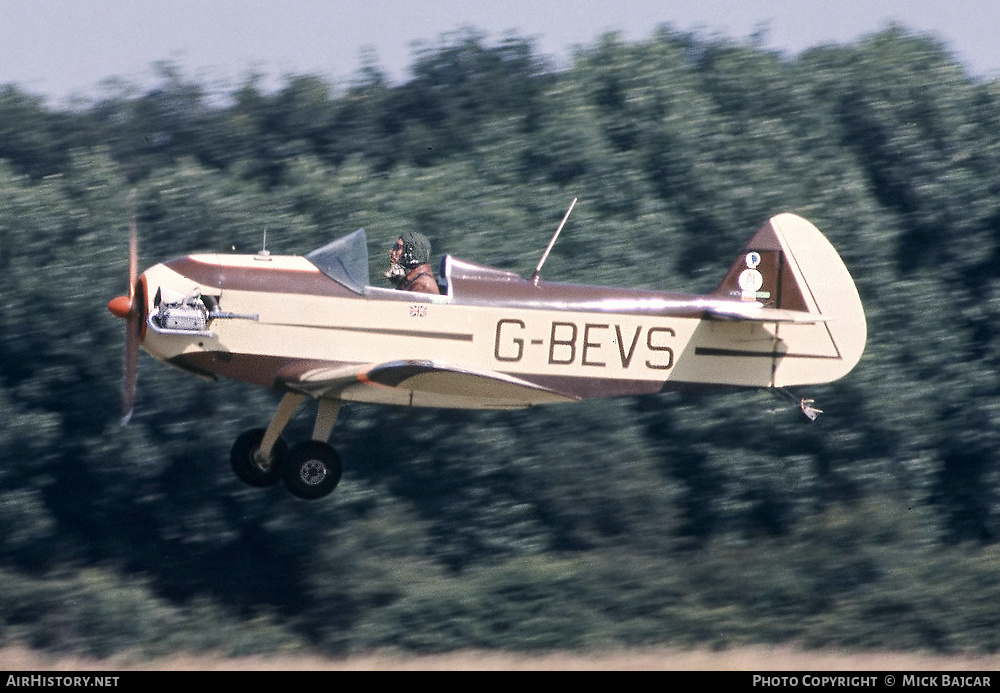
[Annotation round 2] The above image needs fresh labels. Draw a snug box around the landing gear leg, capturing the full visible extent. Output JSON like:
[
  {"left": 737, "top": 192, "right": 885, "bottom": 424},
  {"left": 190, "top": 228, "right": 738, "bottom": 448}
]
[
  {"left": 231, "top": 392, "right": 304, "bottom": 487},
  {"left": 259, "top": 392, "right": 306, "bottom": 462},
  {"left": 312, "top": 398, "right": 342, "bottom": 443}
]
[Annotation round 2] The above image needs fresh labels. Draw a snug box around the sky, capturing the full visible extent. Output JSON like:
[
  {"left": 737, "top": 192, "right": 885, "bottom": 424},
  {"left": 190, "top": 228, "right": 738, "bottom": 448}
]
[{"left": 2, "top": 0, "right": 998, "bottom": 104}]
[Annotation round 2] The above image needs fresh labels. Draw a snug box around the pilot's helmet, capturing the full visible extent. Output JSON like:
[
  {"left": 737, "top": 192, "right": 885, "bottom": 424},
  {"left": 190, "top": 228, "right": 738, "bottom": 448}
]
[{"left": 398, "top": 232, "right": 432, "bottom": 269}]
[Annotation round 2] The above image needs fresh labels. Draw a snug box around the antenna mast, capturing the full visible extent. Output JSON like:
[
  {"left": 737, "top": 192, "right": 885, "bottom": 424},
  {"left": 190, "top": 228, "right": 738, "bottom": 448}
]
[{"left": 531, "top": 198, "right": 577, "bottom": 285}]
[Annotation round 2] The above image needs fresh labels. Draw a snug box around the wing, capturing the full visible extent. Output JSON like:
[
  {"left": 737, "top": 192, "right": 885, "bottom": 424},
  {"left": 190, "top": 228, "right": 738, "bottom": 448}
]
[{"left": 276, "top": 359, "right": 578, "bottom": 410}]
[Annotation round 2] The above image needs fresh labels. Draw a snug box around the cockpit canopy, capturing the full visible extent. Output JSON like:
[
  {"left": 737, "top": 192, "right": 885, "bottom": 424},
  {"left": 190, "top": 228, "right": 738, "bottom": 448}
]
[
  {"left": 305, "top": 228, "right": 370, "bottom": 294},
  {"left": 304, "top": 228, "right": 527, "bottom": 299}
]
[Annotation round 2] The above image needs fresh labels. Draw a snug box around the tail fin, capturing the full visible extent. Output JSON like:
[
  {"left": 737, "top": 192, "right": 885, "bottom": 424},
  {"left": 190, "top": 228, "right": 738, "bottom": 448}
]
[
  {"left": 710, "top": 213, "right": 867, "bottom": 387},
  {"left": 713, "top": 215, "right": 811, "bottom": 311}
]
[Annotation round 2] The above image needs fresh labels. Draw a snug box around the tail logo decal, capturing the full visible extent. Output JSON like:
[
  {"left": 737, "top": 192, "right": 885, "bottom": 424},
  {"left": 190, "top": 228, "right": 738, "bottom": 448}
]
[{"left": 738, "top": 251, "right": 768, "bottom": 301}]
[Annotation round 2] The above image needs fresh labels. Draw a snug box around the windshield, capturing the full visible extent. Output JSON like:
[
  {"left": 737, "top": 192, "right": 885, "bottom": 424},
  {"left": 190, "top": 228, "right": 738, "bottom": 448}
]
[{"left": 304, "top": 228, "right": 370, "bottom": 294}]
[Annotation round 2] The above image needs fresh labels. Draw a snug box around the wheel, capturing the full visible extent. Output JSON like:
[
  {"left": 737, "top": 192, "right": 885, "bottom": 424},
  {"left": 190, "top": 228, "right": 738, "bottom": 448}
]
[
  {"left": 282, "top": 441, "right": 342, "bottom": 500},
  {"left": 230, "top": 428, "right": 287, "bottom": 487}
]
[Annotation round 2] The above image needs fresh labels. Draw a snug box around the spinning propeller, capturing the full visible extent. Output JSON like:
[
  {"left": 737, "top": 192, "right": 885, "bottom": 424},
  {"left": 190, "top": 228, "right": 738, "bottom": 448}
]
[{"left": 106, "top": 213, "right": 141, "bottom": 424}]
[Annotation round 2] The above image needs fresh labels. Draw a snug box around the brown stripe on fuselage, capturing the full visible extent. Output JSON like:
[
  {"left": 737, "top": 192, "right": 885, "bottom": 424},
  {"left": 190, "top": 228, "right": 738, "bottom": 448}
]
[
  {"left": 273, "top": 323, "right": 474, "bottom": 342},
  {"left": 164, "top": 257, "right": 359, "bottom": 297}
]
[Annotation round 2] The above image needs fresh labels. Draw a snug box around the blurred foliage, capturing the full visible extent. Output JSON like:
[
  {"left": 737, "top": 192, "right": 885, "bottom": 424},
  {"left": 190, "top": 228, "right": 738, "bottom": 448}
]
[{"left": 2, "top": 25, "right": 1000, "bottom": 655}]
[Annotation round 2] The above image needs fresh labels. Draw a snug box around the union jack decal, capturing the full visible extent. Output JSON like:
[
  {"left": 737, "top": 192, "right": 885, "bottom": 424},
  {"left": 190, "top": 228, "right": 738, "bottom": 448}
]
[{"left": 410, "top": 305, "right": 427, "bottom": 317}]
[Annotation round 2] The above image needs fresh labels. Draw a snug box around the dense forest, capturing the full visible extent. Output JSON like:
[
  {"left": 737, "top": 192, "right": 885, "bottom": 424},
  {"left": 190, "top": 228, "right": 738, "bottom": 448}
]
[{"left": 3, "top": 25, "right": 1000, "bottom": 657}]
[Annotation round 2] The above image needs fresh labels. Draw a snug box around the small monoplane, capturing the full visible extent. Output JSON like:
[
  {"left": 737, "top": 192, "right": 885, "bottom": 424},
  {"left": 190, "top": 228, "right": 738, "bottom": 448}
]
[{"left": 108, "top": 205, "right": 866, "bottom": 500}]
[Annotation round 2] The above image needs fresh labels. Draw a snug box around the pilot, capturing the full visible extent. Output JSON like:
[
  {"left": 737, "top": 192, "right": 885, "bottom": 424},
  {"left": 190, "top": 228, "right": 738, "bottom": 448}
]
[{"left": 386, "top": 232, "right": 440, "bottom": 294}]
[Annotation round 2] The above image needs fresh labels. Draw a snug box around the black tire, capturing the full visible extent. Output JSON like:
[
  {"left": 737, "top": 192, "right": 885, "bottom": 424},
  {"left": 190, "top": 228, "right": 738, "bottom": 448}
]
[
  {"left": 231, "top": 428, "right": 287, "bottom": 487},
  {"left": 282, "top": 441, "right": 342, "bottom": 500}
]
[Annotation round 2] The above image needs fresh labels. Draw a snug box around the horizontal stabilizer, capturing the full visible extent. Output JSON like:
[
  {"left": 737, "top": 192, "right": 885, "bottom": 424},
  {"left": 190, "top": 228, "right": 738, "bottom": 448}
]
[{"left": 704, "top": 304, "right": 830, "bottom": 324}]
